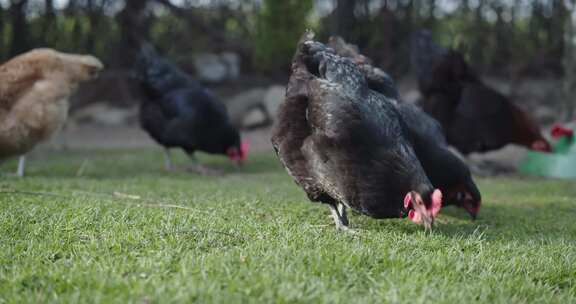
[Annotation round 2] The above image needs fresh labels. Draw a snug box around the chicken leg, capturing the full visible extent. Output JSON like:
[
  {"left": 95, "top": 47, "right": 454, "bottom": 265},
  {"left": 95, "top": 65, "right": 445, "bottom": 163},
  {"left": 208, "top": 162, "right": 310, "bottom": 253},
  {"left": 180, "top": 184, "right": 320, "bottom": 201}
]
[
  {"left": 328, "top": 202, "right": 352, "bottom": 231},
  {"left": 163, "top": 148, "right": 174, "bottom": 171},
  {"left": 337, "top": 203, "right": 349, "bottom": 226},
  {"left": 16, "top": 156, "right": 26, "bottom": 177}
]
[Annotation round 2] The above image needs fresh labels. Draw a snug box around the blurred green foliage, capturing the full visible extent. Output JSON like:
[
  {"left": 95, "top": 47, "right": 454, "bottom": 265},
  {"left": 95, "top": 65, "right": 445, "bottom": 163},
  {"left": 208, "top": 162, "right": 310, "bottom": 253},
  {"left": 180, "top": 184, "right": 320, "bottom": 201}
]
[
  {"left": 253, "top": 0, "right": 314, "bottom": 73},
  {"left": 0, "top": 0, "right": 572, "bottom": 77}
]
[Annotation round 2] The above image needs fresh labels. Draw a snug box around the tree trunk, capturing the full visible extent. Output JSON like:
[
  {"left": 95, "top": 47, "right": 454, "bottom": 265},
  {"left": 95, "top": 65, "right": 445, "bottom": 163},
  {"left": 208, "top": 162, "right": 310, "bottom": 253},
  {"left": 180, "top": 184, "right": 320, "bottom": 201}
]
[
  {"left": 550, "top": 0, "right": 566, "bottom": 63},
  {"left": 563, "top": 3, "right": 576, "bottom": 121},
  {"left": 334, "top": 0, "right": 356, "bottom": 41},
  {"left": 42, "top": 0, "right": 56, "bottom": 45},
  {"left": 65, "top": 0, "right": 77, "bottom": 16},
  {"left": 427, "top": 0, "right": 437, "bottom": 25},
  {"left": 153, "top": 0, "right": 251, "bottom": 60},
  {"left": 9, "top": 0, "right": 30, "bottom": 56},
  {"left": 115, "top": 0, "right": 149, "bottom": 68},
  {"left": 0, "top": 5, "right": 5, "bottom": 60},
  {"left": 45, "top": 0, "right": 54, "bottom": 18},
  {"left": 85, "top": 0, "right": 103, "bottom": 53}
]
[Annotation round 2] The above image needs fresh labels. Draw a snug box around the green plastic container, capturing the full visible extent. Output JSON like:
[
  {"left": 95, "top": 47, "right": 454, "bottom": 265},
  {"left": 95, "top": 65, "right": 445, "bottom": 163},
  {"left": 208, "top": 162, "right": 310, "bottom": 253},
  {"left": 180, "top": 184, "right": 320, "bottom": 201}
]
[{"left": 519, "top": 132, "right": 576, "bottom": 179}]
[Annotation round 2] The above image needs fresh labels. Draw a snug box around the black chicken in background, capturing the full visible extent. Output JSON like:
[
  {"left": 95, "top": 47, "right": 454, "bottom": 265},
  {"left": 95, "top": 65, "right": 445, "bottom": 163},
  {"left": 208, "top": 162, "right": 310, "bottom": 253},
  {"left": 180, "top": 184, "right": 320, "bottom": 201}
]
[
  {"left": 329, "top": 36, "right": 482, "bottom": 219},
  {"left": 133, "top": 44, "right": 248, "bottom": 173},
  {"left": 410, "top": 30, "right": 447, "bottom": 96},
  {"left": 272, "top": 32, "right": 443, "bottom": 231},
  {"left": 411, "top": 30, "right": 551, "bottom": 155}
]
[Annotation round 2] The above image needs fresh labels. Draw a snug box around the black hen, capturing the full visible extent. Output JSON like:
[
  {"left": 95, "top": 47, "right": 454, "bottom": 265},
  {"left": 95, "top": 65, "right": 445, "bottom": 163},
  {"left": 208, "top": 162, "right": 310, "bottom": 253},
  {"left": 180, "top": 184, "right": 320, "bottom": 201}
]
[
  {"left": 134, "top": 45, "right": 247, "bottom": 172},
  {"left": 411, "top": 30, "right": 550, "bottom": 155},
  {"left": 396, "top": 103, "right": 481, "bottom": 218},
  {"left": 329, "top": 36, "right": 482, "bottom": 219},
  {"left": 272, "top": 33, "right": 442, "bottom": 230}
]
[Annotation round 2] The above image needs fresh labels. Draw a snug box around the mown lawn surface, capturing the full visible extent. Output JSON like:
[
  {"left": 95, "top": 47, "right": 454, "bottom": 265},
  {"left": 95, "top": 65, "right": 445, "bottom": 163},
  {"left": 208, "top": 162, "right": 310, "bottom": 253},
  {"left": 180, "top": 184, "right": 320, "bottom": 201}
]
[{"left": 1, "top": 149, "right": 575, "bottom": 303}]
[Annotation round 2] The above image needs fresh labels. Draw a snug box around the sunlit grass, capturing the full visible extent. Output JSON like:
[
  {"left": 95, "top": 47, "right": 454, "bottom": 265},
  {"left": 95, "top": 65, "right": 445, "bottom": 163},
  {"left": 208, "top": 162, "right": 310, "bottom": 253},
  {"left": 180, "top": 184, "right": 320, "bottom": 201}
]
[{"left": 1, "top": 149, "right": 575, "bottom": 303}]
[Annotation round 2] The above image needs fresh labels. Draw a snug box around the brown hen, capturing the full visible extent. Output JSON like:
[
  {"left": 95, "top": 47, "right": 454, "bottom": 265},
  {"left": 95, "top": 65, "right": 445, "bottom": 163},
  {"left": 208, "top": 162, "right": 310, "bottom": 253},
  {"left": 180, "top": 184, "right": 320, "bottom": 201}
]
[{"left": 0, "top": 49, "right": 103, "bottom": 176}]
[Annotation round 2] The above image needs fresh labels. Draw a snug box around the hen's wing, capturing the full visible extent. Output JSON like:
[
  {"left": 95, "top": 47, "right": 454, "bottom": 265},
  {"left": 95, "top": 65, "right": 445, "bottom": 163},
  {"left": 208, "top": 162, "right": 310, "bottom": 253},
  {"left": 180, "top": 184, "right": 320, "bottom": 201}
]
[
  {"left": 508, "top": 102, "right": 546, "bottom": 145},
  {"left": 158, "top": 88, "right": 226, "bottom": 121},
  {"left": 448, "top": 83, "right": 515, "bottom": 153},
  {"left": 303, "top": 79, "right": 417, "bottom": 218},
  {"left": 0, "top": 56, "right": 43, "bottom": 111},
  {"left": 397, "top": 103, "right": 447, "bottom": 146},
  {"left": 159, "top": 88, "right": 232, "bottom": 147}
]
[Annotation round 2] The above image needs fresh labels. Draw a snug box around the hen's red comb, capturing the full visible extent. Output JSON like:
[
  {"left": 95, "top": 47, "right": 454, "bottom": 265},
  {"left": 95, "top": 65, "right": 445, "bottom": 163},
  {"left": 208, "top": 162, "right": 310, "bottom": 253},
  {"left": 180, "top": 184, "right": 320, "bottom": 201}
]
[{"left": 551, "top": 124, "right": 574, "bottom": 139}]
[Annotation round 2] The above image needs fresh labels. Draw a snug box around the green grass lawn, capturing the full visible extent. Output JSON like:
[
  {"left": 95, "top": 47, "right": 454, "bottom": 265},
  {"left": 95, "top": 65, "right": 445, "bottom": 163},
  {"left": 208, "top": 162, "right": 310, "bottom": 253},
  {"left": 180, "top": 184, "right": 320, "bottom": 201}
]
[{"left": 1, "top": 149, "right": 575, "bottom": 303}]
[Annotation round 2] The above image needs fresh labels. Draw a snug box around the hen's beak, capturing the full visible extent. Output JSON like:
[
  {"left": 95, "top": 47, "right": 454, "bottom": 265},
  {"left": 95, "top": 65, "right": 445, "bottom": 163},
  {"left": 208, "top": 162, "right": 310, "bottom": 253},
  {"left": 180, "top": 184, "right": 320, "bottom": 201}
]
[
  {"left": 80, "top": 55, "right": 104, "bottom": 79},
  {"left": 468, "top": 210, "right": 478, "bottom": 221},
  {"left": 88, "top": 66, "right": 101, "bottom": 79},
  {"left": 463, "top": 200, "right": 480, "bottom": 221}
]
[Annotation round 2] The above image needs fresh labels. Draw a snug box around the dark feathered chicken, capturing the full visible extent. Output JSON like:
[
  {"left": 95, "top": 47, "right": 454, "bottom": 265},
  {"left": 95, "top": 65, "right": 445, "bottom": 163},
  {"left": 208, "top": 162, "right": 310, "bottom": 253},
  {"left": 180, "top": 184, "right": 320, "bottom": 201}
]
[
  {"left": 412, "top": 30, "right": 551, "bottom": 155},
  {"left": 272, "top": 33, "right": 442, "bottom": 230},
  {"left": 397, "top": 103, "right": 481, "bottom": 218},
  {"left": 330, "top": 36, "right": 482, "bottom": 219},
  {"left": 134, "top": 45, "right": 248, "bottom": 172}
]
